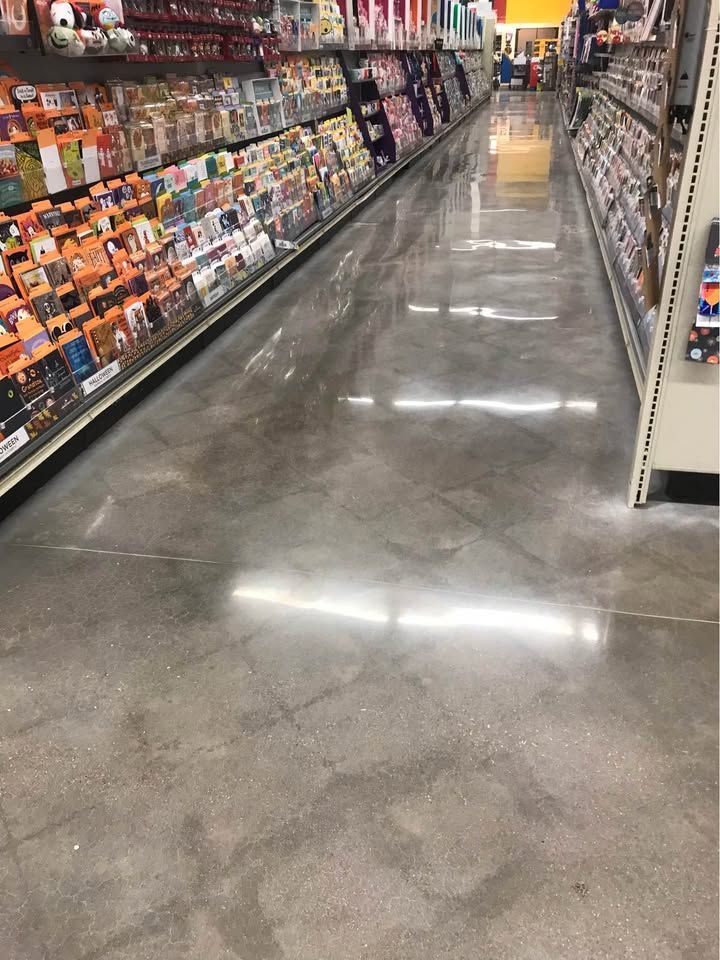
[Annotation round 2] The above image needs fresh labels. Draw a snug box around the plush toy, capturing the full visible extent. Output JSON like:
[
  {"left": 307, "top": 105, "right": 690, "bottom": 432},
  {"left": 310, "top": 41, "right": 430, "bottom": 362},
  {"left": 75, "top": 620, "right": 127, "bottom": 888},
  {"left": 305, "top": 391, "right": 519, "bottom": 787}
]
[
  {"left": 95, "top": 5, "right": 119, "bottom": 29},
  {"left": 93, "top": 4, "right": 135, "bottom": 52},
  {"left": 48, "top": 0, "right": 92, "bottom": 53},
  {"left": 81, "top": 26, "right": 109, "bottom": 52},
  {"left": 116, "top": 27, "right": 135, "bottom": 52},
  {"left": 49, "top": 0, "right": 90, "bottom": 28},
  {"left": 47, "top": 0, "right": 135, "bottom": 55},
  {"left": 46, "top": 23, "right": 86, "bottom": 55}
]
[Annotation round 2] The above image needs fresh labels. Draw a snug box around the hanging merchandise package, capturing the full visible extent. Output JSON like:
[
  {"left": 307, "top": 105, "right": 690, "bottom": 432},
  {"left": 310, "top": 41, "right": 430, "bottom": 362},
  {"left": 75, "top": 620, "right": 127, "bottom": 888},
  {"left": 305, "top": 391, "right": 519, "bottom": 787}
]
[{"left": 686, "top": 220, "right": 719, "bottom": 364}]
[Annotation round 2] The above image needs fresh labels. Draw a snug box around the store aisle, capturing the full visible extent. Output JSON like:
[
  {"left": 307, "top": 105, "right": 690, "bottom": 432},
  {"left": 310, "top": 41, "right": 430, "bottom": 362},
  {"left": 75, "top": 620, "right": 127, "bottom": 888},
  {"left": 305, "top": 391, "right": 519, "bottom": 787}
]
[{"left": 0, "top": 94, "right": 717, "bottom": 960}]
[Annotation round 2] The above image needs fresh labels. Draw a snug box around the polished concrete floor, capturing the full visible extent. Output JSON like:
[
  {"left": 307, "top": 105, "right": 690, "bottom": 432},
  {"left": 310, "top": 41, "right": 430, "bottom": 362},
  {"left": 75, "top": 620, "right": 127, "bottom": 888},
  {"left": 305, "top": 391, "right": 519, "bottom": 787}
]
[{"left": 0, "top": 93, "right": 718, "bottom": 960}]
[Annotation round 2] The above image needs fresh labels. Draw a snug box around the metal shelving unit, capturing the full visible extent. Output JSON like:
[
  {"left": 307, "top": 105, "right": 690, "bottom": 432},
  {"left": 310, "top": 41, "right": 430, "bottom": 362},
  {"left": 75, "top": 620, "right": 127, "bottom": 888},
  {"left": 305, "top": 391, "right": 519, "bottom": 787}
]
[
  {"left": 566, "top": 0, "right": 719, "bottom": 504},
  {"left": 628, "top": 2, "right": 720, "bottom": 505}
]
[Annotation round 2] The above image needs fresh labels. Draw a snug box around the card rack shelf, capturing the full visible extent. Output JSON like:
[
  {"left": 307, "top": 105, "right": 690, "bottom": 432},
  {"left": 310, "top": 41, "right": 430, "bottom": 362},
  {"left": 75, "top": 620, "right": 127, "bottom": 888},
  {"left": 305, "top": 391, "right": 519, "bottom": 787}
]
[
  {"left": 0, "top": 51, "right": 492, "bottom": 507},
  {"left": 570, "top": 139, "right": 647, "bottom": 394},
  {"left": 598, "top": 77, "right": 684, "bottom": 147},
  {"left": 628, "top": 2, "right": 720, "bottom": 504},
  {"left": 564, "top": 0, "right": 719, "bottom": 504}
]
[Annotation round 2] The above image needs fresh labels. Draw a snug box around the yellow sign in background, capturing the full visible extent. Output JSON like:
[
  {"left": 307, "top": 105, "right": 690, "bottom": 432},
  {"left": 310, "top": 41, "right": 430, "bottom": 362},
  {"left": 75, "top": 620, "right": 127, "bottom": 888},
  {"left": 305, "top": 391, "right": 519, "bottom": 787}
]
[{"left": 503, "top": 0, "right": 568, "bottom": 24}]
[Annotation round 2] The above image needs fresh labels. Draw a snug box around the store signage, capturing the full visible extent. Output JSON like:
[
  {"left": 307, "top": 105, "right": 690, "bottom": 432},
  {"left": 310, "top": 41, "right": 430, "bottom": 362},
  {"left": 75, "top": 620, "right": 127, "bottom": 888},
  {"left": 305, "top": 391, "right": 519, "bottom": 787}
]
[
  {"left": 0, "top": 426, "right": 30, "bottom": 464},
  {"left": 81, "top": 360, "right": 121, "bottom": 397},
  {"left": 12, "top": 84, "right": 37, "bottom": 103}
]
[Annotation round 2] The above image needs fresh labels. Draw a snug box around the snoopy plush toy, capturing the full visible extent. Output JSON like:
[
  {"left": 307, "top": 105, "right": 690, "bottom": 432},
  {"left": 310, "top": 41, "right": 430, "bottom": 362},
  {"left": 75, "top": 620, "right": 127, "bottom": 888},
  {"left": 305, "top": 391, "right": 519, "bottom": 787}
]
[{"left": 47, "top": 0, "right": 135, "bottom": 56}]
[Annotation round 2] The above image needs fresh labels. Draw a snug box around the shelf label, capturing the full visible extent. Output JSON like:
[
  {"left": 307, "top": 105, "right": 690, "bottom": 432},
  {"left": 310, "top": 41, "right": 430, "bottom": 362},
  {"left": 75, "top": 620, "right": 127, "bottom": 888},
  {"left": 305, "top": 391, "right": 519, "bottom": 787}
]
[
  {"left": 0, "top": 426, "right": 30, "bottom": 464},
  {"left": 201, "top": 286, "right": 226, "bottom": 309},
  {"left": 275, "top": 239, "right": 299, "bottom": 251},
  {"left": 81, "top": 360, "right": 121, "bottom": 397}
]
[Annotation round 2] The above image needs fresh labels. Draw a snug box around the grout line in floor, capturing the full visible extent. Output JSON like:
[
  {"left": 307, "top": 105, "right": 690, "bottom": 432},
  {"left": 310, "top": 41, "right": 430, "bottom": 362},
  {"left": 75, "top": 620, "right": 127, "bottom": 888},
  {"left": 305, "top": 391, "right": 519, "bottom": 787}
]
[{"left": 10, "top": 540, "right": 719, "bottom": 626}]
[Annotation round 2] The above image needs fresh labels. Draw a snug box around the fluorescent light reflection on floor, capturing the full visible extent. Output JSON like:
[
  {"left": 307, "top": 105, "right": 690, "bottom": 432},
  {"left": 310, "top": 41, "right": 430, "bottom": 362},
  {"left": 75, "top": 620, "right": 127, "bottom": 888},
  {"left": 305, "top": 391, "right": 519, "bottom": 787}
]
[
  {"left": 392, "top": 399, "right": 598, "bottom": 413},
  {"left": 394, "top": 399, "right": 457, "bottom": 408},
  {"left": 451, "top": 239, "right": 557, "bottom": 252},
  {"left": 232, "top": 587, "right": 389, "bottom": 623},
  {"left": 232, "top": 585, "right": 602, "bottom": 647},
  {"left": 335, "top": 396, "right": 598, "bottom": 414},
  {"left": 408, "top": 305, "right": 559, "bottom": 321},
  {"left": 397, "top": 608, "right": 573, "bottom": 635},
  {"left": 449, "top": 306, "right": 560, "bottom": 320}
]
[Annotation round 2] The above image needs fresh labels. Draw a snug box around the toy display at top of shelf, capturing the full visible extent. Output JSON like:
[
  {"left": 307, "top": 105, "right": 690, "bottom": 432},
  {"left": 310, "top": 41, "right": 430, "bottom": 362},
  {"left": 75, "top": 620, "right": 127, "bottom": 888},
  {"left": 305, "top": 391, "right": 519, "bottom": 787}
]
[
  {"left": 32, "top": 0, "right": 320, "bottom": 65},
  {"left": 6, "top": 0, "right": 493, "bottom": 64},
  {"left": 34, "top": 0, "right": 137, "bottom": 57},
  {"left": 567, "top": 0, "right": 671, "bottom": 54}
]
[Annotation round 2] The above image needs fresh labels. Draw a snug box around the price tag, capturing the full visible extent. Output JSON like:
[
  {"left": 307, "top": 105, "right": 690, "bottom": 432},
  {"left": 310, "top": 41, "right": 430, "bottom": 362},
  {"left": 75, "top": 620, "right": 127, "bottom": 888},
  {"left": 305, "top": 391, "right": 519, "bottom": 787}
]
[
  {"left": 0, "top": 426, "right": 30, "bottom": 464},
  {"left": 275, "top": 239, "right": 299, "bottom": 250},
  {"left": 81, "top": 360, "right": 121, "bottom": 397}
]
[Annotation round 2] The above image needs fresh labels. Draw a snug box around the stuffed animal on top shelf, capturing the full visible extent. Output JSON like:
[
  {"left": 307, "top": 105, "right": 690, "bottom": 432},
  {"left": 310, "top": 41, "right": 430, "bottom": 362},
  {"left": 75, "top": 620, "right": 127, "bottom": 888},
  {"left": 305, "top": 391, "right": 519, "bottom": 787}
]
[
  {"left": 93, "top": 4, "right": 136, "bottom": 53},
  {"left": 45, "top": 0, "right": 135, "bottom": 56}
]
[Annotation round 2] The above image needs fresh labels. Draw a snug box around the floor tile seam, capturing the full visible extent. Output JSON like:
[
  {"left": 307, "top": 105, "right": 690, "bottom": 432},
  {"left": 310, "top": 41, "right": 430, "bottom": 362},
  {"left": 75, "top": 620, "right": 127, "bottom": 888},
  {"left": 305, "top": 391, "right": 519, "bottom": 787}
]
[
  {"left": 9, "top": 542, "right": 719, "bottom": 627},
  {"left": 104, "top": 466, "right": 315, "bottom": 509}
]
